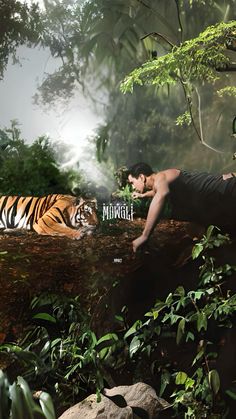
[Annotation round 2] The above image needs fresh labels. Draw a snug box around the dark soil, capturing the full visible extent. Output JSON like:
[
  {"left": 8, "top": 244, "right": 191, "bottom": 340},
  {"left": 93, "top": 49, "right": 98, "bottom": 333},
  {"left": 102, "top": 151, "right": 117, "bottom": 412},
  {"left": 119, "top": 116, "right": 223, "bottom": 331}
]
[{"left": 0, "top": 219, "right": 201, "bottom": 345}]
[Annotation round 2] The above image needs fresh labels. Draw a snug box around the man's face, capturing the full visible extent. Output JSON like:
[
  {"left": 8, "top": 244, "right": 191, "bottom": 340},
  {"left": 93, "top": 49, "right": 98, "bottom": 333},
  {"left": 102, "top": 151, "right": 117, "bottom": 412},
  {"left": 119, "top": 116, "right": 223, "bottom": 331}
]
[{"left": 128, "top": 174, "right": 145, "bottom": 193}]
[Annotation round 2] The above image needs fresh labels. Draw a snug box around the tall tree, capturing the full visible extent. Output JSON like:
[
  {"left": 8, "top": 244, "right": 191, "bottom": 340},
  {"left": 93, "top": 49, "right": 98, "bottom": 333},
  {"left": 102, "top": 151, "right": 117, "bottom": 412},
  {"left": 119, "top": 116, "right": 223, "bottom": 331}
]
[
  {"left": 0, "top": 0, "right": 42, "bottom": 79},
  {"left": 35, "top": 1, "right": 236, "bottom": 170}
]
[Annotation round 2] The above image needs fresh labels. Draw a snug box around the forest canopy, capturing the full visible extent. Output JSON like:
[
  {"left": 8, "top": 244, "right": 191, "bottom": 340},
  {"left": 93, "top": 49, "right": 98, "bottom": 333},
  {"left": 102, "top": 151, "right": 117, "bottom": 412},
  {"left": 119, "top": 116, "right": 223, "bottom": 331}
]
[{"left": 0, "top": 0, "right": 236, "bottom": 173}]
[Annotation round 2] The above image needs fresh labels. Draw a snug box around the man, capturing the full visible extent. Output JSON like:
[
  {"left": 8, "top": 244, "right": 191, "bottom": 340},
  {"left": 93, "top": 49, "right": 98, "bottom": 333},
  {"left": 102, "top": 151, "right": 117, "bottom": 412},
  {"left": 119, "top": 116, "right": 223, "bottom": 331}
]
[{"left": 128, "top": 163, "right": 236, "bottom": 253}]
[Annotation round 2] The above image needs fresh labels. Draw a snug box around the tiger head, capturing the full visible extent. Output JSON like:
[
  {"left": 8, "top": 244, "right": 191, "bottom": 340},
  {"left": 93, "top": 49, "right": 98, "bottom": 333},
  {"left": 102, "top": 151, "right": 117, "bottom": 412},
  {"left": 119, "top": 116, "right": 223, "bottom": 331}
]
[{"left": 70, "top": 198, "right": 98, "bottom": 234}]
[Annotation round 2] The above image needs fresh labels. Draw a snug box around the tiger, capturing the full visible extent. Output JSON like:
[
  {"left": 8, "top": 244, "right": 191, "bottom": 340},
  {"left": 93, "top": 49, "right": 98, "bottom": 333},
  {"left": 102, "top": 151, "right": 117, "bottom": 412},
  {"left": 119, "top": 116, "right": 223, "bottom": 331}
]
[{"left": 0, "top": 194, "right": 98, "bottom": 239}]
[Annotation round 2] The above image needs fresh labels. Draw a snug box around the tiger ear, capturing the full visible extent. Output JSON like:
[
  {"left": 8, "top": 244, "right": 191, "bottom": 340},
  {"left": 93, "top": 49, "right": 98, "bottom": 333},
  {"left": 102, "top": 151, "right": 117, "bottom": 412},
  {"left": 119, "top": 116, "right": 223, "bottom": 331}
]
[
  {"left": 84, "top": 198, "right": 98, "bottom": 209},
  {"left": 88, "top": 198, "right": 97, "bottom": 208},
  {"left": 75, "top": 197, "right": 84, "bottom": 205}
]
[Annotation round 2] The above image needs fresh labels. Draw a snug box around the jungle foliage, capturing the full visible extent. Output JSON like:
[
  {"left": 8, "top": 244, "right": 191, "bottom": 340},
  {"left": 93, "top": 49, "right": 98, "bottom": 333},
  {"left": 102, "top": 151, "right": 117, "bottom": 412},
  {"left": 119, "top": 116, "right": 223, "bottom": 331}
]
[
  {"left": 0, "top": 0, "right": 42, "bottom": 79},
  {"left": 1, "top": 1, "right": 236, "bottom": 171},
  {"left": 0, "top": 121, "right": 81, "bottom": 195},
  {"left": 0, "top": 370, "right": 55, "bottom": 419},
  {"left": 120, "top": 20, "right": 236, "bottom": 90},
  {"left": 30, "top": 0, "right": 236, "bottom": 171},
  {"left": 1, "top": 227, "right": 236, "bottom": 417},
  {"left": 121, "top": 20, "right": 236, "bottom": 152}
]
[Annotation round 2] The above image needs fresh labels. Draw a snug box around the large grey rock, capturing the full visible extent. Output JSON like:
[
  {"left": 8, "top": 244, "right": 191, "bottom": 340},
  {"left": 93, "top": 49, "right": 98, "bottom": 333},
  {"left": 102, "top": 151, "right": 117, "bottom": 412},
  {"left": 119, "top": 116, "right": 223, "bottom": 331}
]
[{"left": 58, "top": 382, "right": 170, "bottom": 419}]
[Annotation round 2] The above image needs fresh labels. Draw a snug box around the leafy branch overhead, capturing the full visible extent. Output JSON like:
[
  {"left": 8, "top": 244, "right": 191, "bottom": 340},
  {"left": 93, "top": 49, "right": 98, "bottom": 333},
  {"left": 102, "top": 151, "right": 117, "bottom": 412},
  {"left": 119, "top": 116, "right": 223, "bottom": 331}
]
[
  {"left": 0, "top": 0, "right": 42, "bottom": 79},
  {"left": 120, "top": 21, "right": 236, "bottom": 93}
]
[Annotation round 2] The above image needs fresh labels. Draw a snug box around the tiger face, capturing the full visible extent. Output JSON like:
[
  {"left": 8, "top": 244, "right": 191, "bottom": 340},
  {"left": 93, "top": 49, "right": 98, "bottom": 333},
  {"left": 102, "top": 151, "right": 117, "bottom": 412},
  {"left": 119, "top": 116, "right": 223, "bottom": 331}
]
[{"left": 70, "top": 199, "right": 98, "bottom": 234}]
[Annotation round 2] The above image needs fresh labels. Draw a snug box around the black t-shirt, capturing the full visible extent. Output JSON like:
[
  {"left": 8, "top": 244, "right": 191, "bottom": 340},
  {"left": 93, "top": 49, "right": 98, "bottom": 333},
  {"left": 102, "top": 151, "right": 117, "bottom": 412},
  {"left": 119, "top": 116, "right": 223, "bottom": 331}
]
[{"left": 168, "top": 171, "right": 236, "bottom": 230}]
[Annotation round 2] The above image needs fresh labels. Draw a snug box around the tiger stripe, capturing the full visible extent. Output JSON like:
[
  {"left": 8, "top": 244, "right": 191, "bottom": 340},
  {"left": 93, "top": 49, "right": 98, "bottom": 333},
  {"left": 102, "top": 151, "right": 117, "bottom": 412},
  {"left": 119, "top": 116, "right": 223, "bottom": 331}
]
[{"left": 0, "top": 194, "right": 98, "bottom": 239}]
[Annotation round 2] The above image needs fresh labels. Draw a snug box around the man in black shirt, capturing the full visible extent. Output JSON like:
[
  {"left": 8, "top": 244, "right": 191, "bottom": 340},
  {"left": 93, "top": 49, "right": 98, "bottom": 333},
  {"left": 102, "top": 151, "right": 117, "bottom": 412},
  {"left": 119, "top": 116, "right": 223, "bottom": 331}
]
[{"left": 128, "top": 162, "right": 236, "bottom": 253}]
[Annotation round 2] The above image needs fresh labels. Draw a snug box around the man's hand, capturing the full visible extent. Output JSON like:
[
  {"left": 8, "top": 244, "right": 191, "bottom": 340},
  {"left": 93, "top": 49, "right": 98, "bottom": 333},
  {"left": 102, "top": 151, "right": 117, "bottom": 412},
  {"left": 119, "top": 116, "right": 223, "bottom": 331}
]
[
  {"left": 132, "top": 191, "right": 143, "bottom": 199},
  {"left": 132, "top": 234, "right": 148, "bottom": 253}
]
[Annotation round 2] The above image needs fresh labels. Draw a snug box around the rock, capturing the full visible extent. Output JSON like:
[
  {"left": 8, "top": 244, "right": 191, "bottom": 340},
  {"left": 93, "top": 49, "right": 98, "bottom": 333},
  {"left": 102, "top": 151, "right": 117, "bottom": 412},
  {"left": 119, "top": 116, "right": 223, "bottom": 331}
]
[
  {"left": 58, "top": 382, "right": 170, "bottom": 419},
  {"left": 58, "top": 393, "right": 133, "bottom": 419}
]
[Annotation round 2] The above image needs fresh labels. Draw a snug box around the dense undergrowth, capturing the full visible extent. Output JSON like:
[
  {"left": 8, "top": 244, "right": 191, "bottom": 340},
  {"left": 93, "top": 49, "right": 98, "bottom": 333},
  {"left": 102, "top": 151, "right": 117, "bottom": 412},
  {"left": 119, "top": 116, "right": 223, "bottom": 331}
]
[
  {"left": 1, "top": 227, "right": 236, "bottom": 418},
  {"left": 0, "top": 121, "right": 81, "bottom": 196}
]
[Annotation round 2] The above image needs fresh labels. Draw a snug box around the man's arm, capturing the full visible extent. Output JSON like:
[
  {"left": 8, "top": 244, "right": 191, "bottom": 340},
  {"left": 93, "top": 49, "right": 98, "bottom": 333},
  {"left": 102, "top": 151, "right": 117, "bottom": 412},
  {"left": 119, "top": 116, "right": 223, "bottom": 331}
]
[
  {"left": 132, "top": 174, "right": 170, "bottom": 252},
  {"left": 132, "top": 190, "right": 155, "bottom": 199}
]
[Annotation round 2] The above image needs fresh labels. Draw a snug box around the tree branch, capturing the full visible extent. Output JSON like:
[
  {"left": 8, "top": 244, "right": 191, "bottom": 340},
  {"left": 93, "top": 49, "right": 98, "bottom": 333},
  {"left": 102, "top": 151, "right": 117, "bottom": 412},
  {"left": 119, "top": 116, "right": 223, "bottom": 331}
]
[
  {"left": 135, "top": 0, "right": 179, "bottom": 41},
  {"left": 141, "top": 32, "right": 175, "bottom": 48},
  {"left": 178, "top": 76, "right": 224, "bottom": 153},
  {"left": 174, "top": 0, "right": 183, "bottom": 44}
]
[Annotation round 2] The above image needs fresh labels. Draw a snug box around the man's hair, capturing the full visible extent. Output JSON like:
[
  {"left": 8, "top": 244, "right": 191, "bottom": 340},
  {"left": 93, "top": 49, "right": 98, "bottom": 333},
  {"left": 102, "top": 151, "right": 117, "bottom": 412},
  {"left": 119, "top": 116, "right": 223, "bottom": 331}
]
[{"left": 128, "top": 162, "right": 154, "bottom": 178}]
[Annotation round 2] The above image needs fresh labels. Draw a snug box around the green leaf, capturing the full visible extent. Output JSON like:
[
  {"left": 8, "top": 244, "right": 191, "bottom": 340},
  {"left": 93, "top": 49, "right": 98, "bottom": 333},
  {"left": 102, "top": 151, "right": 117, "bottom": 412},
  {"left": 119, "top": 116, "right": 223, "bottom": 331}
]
[
  {"left": 206, "top": 287, "right": 215, "bottom": 295},
  {"left": 176, "top": 318, "right": 185, "bottom": 345},
  {"left": 159, "top": 370, "right": 171, "bottom": 397},
  {"left": 32, "top": 313, "right": 57, "bottom": 323},
  {"left": 208, "top": 369, "right": 220, "bottom": 395},
  {"left": 186, "top": 406, "right": 195, "bottom": 417},
  {"left": 152, "top": 310, "right": 159, "bottom": 320},
  {"left": 9, "top": 382, "right": 30, "bottom": 419},
  {"left": 97, "top": 334, "right": 119, "bottom": 360},
  {"left": 0, "top": 345, "right": 40, "bottom": 364},
  {"left": 99, "top": 347, "right": 109, "bottom": 360},
  {"left": 166, "top": 293, "right": 173, "bottom": 304},
  {"left": 192, "top": 243, "right": 204, "bottom": 259},
  {"left": 175, "top": 286, "right": 185, "bottom": 297},
  {"left": 206, "top": 225, "right": 216, "bottom": 240},
  {"left": 197, "top": 311, "right": 207, "bottom": 332},
  {"left": 96, "top": 388, "right": 102, "bottom": 402},
  {"left": 16, "top": 377, "right": 35, "bottom": 408},
  {"left": 124, "top": 320, "right": 142, "bottom": 339},
  {"left": 186, "top": 331, "right": 195, "bottom": 342},
  {"left": 194, "top": 291, "right": 204, "bottom": 301},
  {"left": 185, "top": 377, "right": 195, "bottom": 390},
  {"left": 9, "top": 378, "right": 45, "bottom": 419},
  {"left": 115, "top": 315, "right": 124, "bottom": 322},
  {"left": 0, "top": 370, "right": 10, "bottom": 418},
  {"left": 225, "top": 389, "right": 236, "bottom": 400},
  {"left": 50, "top": 338, "right": 61, "bottom": 348},
  {"left": 39, "top": 392, "right": 56, "bottom": 419},
  {"left": 129, "top": 336, "right": 141, "bottom": 357},
  {"left": 175, "top": 371, "right": 187, "bottom": 385},
  {"left": 192, "top": 348, "right": 205, "bottom": 366},
  {"left": 96, "top": 333, "right": 118, "bottom": 345}
]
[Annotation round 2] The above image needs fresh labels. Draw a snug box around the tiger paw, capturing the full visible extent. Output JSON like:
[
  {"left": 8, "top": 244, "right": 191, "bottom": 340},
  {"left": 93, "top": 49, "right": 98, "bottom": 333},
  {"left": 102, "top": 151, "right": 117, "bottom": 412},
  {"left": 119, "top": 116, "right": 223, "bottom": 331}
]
[
  {"left": 80, "top": 226, "right": 96, "bottom": 236},
  {"left": 74, "top": 231, "right": 85, "bottom": 240}
]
